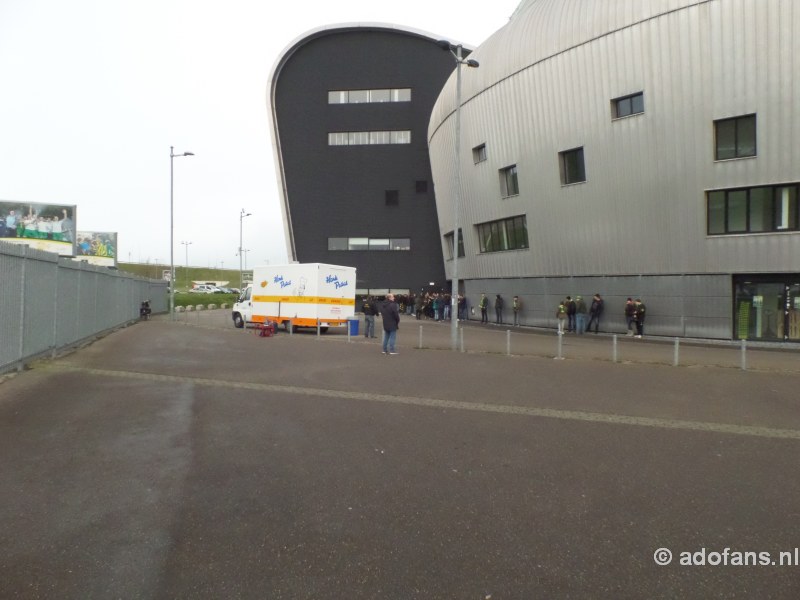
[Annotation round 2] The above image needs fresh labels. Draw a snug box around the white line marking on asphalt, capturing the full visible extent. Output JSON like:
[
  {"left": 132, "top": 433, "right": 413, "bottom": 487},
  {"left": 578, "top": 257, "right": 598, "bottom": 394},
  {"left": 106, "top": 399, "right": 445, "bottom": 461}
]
[{"left": 48, "top": 364, "right": 800, "bottom": 441}]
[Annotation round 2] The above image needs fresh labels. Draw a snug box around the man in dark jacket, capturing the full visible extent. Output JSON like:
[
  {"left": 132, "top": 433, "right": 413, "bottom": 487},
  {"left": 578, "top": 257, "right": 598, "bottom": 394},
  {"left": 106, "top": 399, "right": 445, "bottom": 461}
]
[
  {"left": 586, "top": 293, "right": 604, "bottom": 333},
  {"left": 380, "top": 293, "right": 400, "bottom": 354},
  {"left": 362, "top": 296, "right": 377, "bottom": 339}
]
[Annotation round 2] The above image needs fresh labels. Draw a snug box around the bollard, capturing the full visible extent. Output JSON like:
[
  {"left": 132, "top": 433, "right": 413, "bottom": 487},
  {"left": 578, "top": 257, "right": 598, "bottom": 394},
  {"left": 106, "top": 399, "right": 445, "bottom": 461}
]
[
  {"left": 673, "top": 337, "right": 680, "bottom": 367},
  {"left": 555, "top": 331, "right": 565, "bottom": 360},
  {"left": 347, "top": 319, "right": 351, "bottom": 343},
  {"left": 459, "top": 327, "right": 464, "bottom": 353},
  {"left": 506, "top": 330, "right": 511, "bottom": 356},
  {"left": 612, "top": 334, "right": 618, "bottom": 363},
  {"left": 740, "top": 339, "right": 747, "bottom": 371},
  {"left": 418, "top": 325, "right": 423, "bottom": 349}
]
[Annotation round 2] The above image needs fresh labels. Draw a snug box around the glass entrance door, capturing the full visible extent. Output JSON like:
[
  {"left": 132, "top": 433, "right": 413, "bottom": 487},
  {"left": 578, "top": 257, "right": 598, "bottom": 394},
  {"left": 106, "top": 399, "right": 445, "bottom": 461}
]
[{"left": 735, "top": 277, "right": 800, "bottom": 341}]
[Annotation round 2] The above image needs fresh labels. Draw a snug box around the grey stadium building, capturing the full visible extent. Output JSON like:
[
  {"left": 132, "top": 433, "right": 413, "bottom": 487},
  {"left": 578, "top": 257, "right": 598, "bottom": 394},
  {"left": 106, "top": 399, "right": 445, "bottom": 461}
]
[{"left": 427, "top": 0, "right": 800, "bottom": 342}]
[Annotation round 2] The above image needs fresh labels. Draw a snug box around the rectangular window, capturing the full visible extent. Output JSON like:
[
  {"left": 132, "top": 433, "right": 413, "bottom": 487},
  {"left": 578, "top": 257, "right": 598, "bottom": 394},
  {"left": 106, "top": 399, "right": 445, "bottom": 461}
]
[
  {"left": 473, "top": 144, "right": 487, "bottom": 164},
  {"left": 391, "top": 130, "right": 411, "bottom": 144},
  {"left": 444, "top": 229, "right": 464, "bottom": 259},
  {"left": 392, "top": 88, "right": 411, "bottom": 102},
  {"left": 369, "top": 238, "right": 390, "bottom": 250},
  {"left": 499, "top": 164, "right": 519, "bottom": 197},
  {"left": 612, "top": 92, "right": 644, "bottom": 119},
  {"left": 328, "top": 237, "right": 411, "bottom": 251},
  {"left": 328, "top": 237, "right": 348, "bottom": 251},
  {"left": 348, "top": 89, "right": 370, "bottom": 104},
  {"left": 328, "top": 130, "right": 412, "bottom": 146},
  {"left": 707, "top": 184, "right": 800, "bottom": 235},
  {"left": 370, "top": 89, "right": 391, "bottom": 103},
  {"left": 714, "top": 114, "right": 756, "bottom": 160},
  {"left": 370, "top": 131, "right": 391, "bottom": 145},
  {"left": 559, "top": 147, "right": 586, "bottom": 185},
  {"left": 328, "top": 132, "right": 349, "bottom": 146},
  {"left": 476, "top": 216, "right": 528, "bottom": 253},
  {"left": 328, "top": 90, "right": 347, "bottom": 104},
  {"left": 385, "top": 190, "right": 399, "bottom": 206},
  {"left": 348, "top": 237, "right": 369, "bottom": 250},
  {"left": 391, "top": 238, "right": 411, "bottom": 250},
  {"left": 328, "top": 88, "right": 411, "bottom": 104}
]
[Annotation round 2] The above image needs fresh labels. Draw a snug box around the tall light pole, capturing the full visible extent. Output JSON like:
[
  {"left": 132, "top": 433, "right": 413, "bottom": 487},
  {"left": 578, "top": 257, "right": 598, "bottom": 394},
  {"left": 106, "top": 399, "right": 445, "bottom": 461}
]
[
  {"left": 170, "top": 146, "right": 194, "bottom": 319},
  {"left": 239, "top": 208, "right": 252, "bottom": 289},
  {"left": 181, "top": 240, "right": 192, "bottom": 289},
  {"left": 438, "top": 40, "right": 479, "bottom": 350}
]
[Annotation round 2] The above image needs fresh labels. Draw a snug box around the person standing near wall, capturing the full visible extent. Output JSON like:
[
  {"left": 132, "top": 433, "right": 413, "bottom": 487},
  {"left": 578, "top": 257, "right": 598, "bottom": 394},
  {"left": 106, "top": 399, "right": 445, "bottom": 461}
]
[
  {"left": 634, "top": 298, "right": 646, "bottom": 338},
  {"left": 380, "top": 293, "right": 400, "bottom": 354},
  {"left": 575, "top": 295, "right": 587, "bottom": 334},
  {"left": 479, "top": 294, "right": 488, "bottom": 324},
  {"left": 495, "top": 294, "right": 504, "bottom": 325},
  {"left": 556, "top": 299, "right": 567, "bottom": 335},
  {"left": 512, "top": 295, "right": 521, "bottom": 326},
  {"left": 565, "top": 296, "right": 577, "bottom": 332},
  {"left": 586, "top": 293, "right": 604, "bottom": 333},
  {"left": 624, "top": 298, "right": 636, "bottom": 336}
]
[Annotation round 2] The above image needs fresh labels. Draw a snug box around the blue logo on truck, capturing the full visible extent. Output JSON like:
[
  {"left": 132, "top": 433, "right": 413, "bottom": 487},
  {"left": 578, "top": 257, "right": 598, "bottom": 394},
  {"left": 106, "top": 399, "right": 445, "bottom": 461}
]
[
  {"left": 326, "top": 274, "right": 349, "bottom": 289},
  {"left": 273, "top": 275, "right": 292, "bottom": 289}
]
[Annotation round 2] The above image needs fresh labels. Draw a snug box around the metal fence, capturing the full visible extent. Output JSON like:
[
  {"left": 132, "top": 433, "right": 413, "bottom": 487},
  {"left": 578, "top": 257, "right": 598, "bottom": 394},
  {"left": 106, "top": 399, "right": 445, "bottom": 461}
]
[{"left": 0, "top": 242, "right": 167, "bottom": 374}]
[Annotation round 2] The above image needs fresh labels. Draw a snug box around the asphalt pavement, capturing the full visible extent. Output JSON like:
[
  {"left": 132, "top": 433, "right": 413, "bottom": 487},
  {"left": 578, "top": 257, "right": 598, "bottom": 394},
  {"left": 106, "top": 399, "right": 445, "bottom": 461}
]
[{"left": 1, "top": 312, "right": 799, "bottom": 599}]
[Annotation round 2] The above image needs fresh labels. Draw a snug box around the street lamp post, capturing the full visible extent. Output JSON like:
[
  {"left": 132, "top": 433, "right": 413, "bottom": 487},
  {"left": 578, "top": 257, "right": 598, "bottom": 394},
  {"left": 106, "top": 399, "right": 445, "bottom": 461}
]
[
  {"left": 239, "top": 208, "right": 252, "bottom": 289},
  {"left": 181, "top": 240, "right": 192, "bottom": 289},
  {"left": 438, "top": 40, "right": 479, "bottom": 350},
  {"left": 170, "top": 146, "right": 194, "bottom": 319}
]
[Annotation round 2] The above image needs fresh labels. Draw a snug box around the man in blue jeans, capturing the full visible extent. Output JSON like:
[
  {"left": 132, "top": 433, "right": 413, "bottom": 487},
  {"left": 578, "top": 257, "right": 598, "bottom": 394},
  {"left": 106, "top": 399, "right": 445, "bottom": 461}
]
[{"left": 380, "top": 293, "right": 400, "bottom": 354}]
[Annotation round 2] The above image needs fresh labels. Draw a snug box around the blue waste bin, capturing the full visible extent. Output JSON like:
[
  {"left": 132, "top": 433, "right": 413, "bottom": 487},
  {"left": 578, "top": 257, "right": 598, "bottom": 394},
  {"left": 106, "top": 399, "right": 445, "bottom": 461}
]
[{"left": 348, "top": 318, "right": 359, "bottom": 336}]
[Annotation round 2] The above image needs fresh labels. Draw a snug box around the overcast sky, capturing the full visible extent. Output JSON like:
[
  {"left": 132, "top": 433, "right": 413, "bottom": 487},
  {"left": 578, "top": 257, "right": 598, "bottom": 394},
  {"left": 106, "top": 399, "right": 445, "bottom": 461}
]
[{"left": 0, "top": 0, "right": 520, "bottom": 270}]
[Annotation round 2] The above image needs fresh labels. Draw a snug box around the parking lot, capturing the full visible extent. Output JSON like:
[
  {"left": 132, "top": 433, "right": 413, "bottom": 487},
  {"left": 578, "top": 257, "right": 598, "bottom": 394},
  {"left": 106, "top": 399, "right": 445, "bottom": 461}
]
[{"left": 1, "top": 312, "right": 799, "bottom": 598}]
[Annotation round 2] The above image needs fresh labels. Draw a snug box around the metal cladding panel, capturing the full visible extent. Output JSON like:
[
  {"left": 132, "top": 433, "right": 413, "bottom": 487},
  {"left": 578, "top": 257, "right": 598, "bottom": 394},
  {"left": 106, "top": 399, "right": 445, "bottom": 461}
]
[
  {"left": 429, "top": 0, "right": 800, "bottom": 283},
  {"left": 463, "top": 273, "right": 732, "bottom": 338}
]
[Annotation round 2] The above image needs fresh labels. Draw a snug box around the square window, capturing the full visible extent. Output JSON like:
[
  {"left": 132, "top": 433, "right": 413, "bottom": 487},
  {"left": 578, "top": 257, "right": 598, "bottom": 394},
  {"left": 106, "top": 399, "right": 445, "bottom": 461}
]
[
  {"left": 559, "top": 147, "right": 586, "bottom": 184},
  {"left": 385, "top": 190, "right": 399, "bottom": 206},
  {"left": 392, "top": 88, "right": 411, "bottom": 102},
  {"left": 500, "top": 164, "right": 519, "bottom": 197},
  {"left": 714, "top": 114, "right": 756, "bottom": 160},
  {"left": 473, "top": 144, "right": 487, "bottom": 163}
]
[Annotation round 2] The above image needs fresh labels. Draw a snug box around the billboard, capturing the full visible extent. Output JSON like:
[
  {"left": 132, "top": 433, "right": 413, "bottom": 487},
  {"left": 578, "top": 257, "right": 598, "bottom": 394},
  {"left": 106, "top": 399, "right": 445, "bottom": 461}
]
[
  {"left": 0, "top": 201, "right": 77, "bottom": 257},
  {"left": 74, "top": 231, "right": 117, "bottom": 267}
]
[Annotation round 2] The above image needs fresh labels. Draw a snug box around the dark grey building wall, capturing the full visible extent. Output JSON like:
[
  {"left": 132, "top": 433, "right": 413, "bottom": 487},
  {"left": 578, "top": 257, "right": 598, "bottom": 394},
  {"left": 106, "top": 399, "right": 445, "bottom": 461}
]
[{"left": 272, "top": 27, "right": 456, "bottom": 293}]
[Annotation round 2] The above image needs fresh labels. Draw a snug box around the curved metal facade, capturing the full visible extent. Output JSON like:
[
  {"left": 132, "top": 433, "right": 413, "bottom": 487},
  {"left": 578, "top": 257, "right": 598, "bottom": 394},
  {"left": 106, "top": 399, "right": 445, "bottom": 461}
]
[{"left": 428, "top": 0, "right": 800, "bottom": 339}]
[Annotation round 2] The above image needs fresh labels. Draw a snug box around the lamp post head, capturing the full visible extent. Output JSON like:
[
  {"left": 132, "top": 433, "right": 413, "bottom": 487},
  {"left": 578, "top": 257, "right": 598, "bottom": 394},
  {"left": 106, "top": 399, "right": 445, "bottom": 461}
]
[
  {"left": 436, "top": 39, "right": 453, "bottom": 51},
  {"left": 183, "top": 152, "right": 194, "bottom": 156},
  {"left": 466, "top": 59, "right": 480, "bottom": 68}
]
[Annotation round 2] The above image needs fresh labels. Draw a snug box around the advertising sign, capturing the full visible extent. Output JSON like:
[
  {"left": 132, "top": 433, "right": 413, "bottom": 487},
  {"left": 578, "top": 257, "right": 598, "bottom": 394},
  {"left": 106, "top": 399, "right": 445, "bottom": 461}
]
[
  {"left": 0, "top": 201, "right": 77, "bottom": 257},
  {"left": 74, "top": 231, "right": 117, "bottom": 267}
]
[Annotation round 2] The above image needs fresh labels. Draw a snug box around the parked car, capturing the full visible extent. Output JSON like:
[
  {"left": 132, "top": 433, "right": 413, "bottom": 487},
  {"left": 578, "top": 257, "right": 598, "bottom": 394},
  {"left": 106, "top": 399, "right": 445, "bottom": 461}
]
[{"left": 189, "top": 284, "right": 219, "bottom": 294}]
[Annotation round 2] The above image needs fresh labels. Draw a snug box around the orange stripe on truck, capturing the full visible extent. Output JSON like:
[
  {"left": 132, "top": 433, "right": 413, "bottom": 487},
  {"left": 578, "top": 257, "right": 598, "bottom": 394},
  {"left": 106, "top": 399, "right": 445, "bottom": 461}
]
[{"left": 252, "top": 295, "right": 355, "bottom": 305}]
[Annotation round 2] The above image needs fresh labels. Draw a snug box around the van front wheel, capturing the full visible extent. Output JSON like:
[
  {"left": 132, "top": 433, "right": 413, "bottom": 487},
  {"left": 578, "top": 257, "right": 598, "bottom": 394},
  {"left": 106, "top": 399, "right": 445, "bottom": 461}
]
[{"left": 233, "top": 313, "right": 244, "bottom": 328}]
